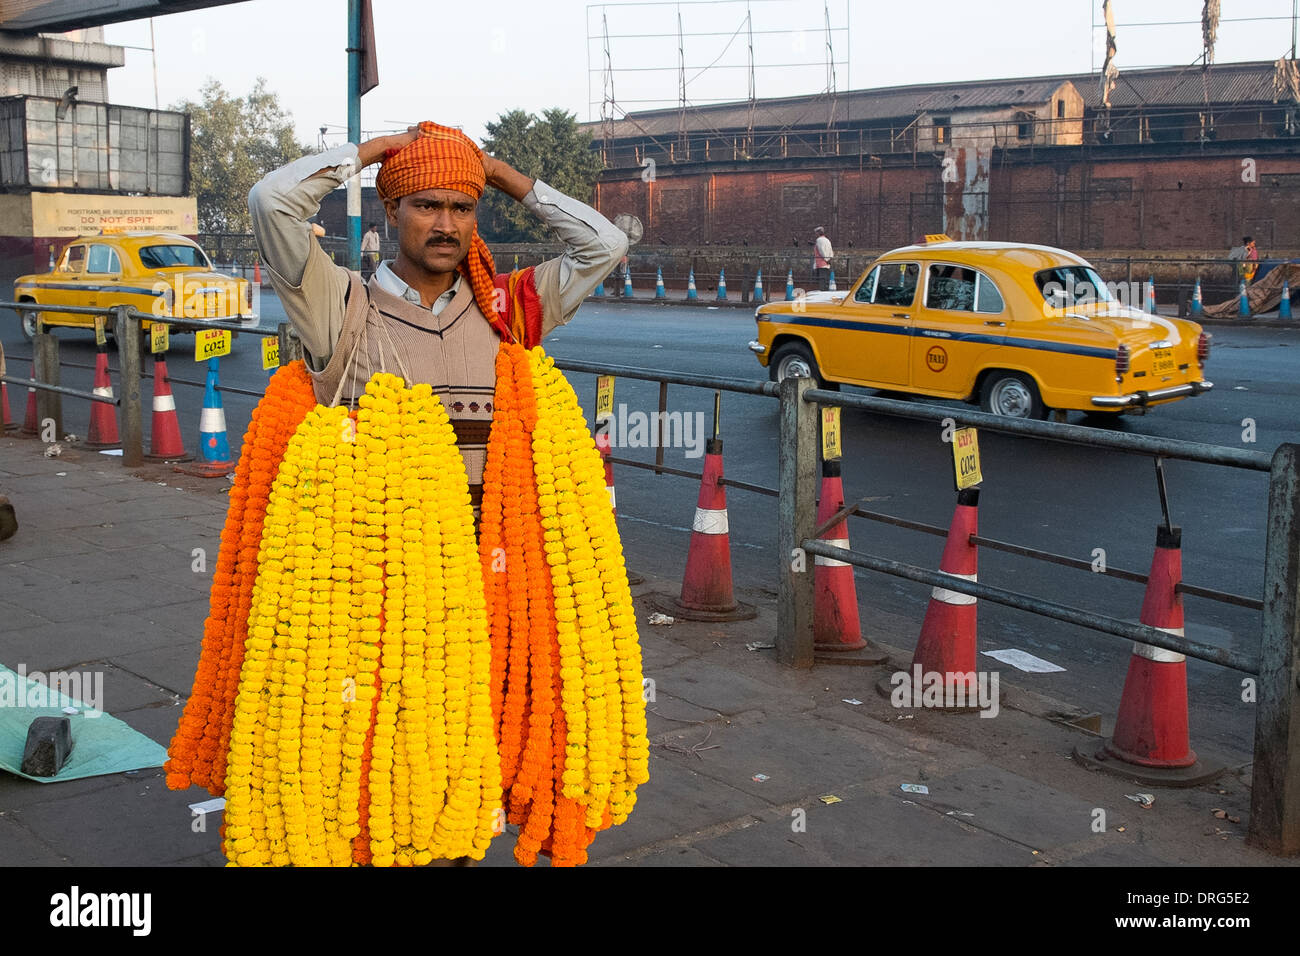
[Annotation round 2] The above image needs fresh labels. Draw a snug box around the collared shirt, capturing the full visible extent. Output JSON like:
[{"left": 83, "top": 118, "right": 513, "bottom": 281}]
[
  {"left": 374, "top": 261, "right": 460, "bottom": 316},
  {"left": 361, "top": 229, "right": 380, "bottom": 252},
  {"left": 249, "top": 142, "right": 628, "bottom": 369}
]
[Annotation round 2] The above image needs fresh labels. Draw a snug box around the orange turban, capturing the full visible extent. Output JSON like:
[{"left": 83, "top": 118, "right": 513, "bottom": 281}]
[{"left": 375, "top": 121, "right": 500, "bottom": 325}]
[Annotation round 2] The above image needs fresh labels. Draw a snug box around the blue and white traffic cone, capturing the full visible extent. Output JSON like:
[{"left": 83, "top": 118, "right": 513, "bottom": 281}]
[
  {"left": 1280, "top": 278, "right": 1293, "bottom": 320},
  {"left": 686, "top": 268, "right": 698, "bottom": 301},
  {"left": 753, "top": 269, "right": 764, "bottom": 302},
  {"left": 177, "top": 356, "right": 233, "bottom": 477},
  {"left": 623, "top": 269, "right": 634, "bottom": 299},
  {"left": 1239, "top": 279, "right": 1250, "bottom": 318},
  {"left": 785, "top": 268, "right": 795, "bottom": 301},
  {"left": 594, "top": 277, "right": 606, "bottom": 297},
  {"left": 1189, "top": 276, "right": 1203, "bottom": 317},
  {"left": 1146, "top": 276, "right": 1157, "bottom": 314},
  {"left": 717, "top": 268, "right": 727, "bottom": 301},
  {"left": 655, "top": 267, "right": 667, "bottom": 300},
  {"left": 828, "top": 269, "right": 837, "bottom": 292}
]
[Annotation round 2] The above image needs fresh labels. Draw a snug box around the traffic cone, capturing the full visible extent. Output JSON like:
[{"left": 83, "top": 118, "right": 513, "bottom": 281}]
[
  {"left": 253, "top": 259, "right": 263, "bottom": 287},
  {"left": 813, "top": 460, "right": 886, "bottom": 659},
  {"left": 1072, "top": 526, "right": 1221, "bottom": 784},
  {"left": 908, "top": 488, "right": 980, "bottom": 706},
  {"left": 686, "top": 268, "right": 698, "bottom": 301},
  {"left": 1105, "top": 525, "right": 1197, "bottom": 767},
  {"left": 1239, "top": 279, "right": 1250, "bottom": 318},
  {"left": 1189, "top": 276, "right": 1203, "bottom": 317},
  {"left": 1146, "top": 276, "right": 1157, "bottom": 314},
  {"left": 753, "top": 269, "right": 764, "bottom": 302},
  {"left": 828, "top": 269, "right": 837, "bottom": 292},
  {"left": 785, "top": 269, "right": 795, "bottom": 301},
  {"left": 655, "top": 267, "right": 667, "bottom": 300},
  {"left": 650, "top": 438, "right": 755, "bottom": 621},
  {"left": 176, "top": 357, "right": 233, "bottom": 476},
  {"left": 593, "top": 278, "right": 606, "bottom": 297},
  {"left": 84, "top": 342, "right": 120, "bottom": 449},
  {"left": 1280, "top": 278, "right": 1293, "bottom": 320},
  {"left": 145, "top": 353, "right": 191, "bottom": 462},
  {"left": 20, "top": 362, "right": 39, "bottom": 437},
  {"left": 1, "top": 377, "right": 17, "bottom": 433},
  {"left": 716, "top": 268, "right": 727, "bottom": 301},
  {"left": 623, "top": 269, "right": 634, "bottom": 299}
]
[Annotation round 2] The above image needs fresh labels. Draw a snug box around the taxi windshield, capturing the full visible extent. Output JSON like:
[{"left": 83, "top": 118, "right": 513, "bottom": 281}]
[
  {"left": 1035, "top": 266, "right": 1114, "bottom": 307},
  {"left": 138, "top": 245, "right": 210, "bottom": 269}
]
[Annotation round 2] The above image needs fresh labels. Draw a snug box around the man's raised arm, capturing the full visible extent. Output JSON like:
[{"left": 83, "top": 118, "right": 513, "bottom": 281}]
[
  {"left": 249, "top": 131, "right": 417, "bottom": 367},
  {"left": 483, "top": 155, "right": 627, "bottom": 334}
]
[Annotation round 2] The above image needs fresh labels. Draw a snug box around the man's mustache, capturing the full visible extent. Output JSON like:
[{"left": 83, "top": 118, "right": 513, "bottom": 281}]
[{"left": 426, "top": 234, "right": 460, "bottom": 245}]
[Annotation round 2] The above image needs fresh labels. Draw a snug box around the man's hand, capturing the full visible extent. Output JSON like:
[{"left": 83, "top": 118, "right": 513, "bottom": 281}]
[
  {"left": 357, "top": 126, "right": 420, "bottom": 168},
  {"left": 482, "top": 153, "right": 535, "bottom": 203}
]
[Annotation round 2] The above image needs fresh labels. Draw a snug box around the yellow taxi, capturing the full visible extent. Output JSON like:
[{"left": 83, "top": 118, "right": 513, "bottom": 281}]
[
  {"left": 749, "top": 238, "right": 1211, "bottom": 419},
  {"left": 13, "top": 232, "right": 256, "bottom": 342}
]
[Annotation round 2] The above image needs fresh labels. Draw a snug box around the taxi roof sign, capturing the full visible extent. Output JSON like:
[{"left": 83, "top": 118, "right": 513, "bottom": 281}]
[{"left": 924, "top": 233, "right": 954, "bottom": 244}]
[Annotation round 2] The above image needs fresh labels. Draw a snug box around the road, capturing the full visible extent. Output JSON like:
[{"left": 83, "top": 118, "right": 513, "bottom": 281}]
[{"left": 4, "top": 297, "right": 1298, "bottom": 763}]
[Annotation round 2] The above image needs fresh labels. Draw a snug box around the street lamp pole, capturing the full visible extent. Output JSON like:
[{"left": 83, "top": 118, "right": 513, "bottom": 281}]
[{"left": 346, "top": 0, "right": 362, "bottom": 271}]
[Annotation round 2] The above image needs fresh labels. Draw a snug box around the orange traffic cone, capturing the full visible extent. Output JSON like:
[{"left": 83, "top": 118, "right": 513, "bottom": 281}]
[
  {"left": 650, "top": 438, "right": 755, "bottom": 621},
  {"left": 254, "top": 259, "right": 263, "bottom": 287},
  {"left": 145, "top": 353, "right": 191, "bottom": 462},
  {"left": 813, "top": 460, "right": 886, "bottom": 660},
  {"left": 1072, "top": 525, "right": 1220, "bottom": 783},
  {"left": 595, "top": 424, "right": 643, "bottom": 586},
  {"left": 85, "top": 343, "right": 121, "bottom": 449},
  {"left": 20, "top": 361, "right": 39, "bottom": 437},
  {"left": 909, "top": 488, "right": 980, "bottom": 704}
]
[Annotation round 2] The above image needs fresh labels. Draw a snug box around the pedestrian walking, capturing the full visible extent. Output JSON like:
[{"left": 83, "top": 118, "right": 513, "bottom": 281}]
[{"left": 813, "top": 226, "right": 834, "bottom": 290}]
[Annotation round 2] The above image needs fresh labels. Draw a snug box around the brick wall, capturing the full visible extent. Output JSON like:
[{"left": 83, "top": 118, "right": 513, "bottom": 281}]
[{"left": 596, "top": 145, "right": 1300, "bottom": 256}]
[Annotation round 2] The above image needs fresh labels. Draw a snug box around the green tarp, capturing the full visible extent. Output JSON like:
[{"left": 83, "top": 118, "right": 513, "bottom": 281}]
[{"left": 0, "top": 664, "right": 168, "bottom": 783}]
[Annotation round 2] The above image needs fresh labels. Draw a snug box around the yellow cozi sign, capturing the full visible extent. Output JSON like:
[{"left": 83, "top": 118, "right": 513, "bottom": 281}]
[
  {"left": 195, "top": 329, "right": 231, "bottom": 362},
  {"left": 952, "top": 426, "right": 982, "bottom": 490}
]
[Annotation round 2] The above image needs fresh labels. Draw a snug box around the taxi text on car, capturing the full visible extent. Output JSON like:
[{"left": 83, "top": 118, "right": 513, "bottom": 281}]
[
  {"left": 12, "top": 232, "right": 257, "bottom": 341},
  {"left": 748, "top": 237, "right": 1211, "bottom": 419}
]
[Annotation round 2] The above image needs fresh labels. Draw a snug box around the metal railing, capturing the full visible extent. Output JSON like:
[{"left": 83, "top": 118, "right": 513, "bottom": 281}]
[{"left": 0, "top": 301, "right": 303, "bottom": 466}]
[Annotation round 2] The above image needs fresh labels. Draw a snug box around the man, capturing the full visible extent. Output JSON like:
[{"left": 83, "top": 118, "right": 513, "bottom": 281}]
[
  {"left": 813, "top": 226, "right": 834, "bottom": 290},
  {"left": 361, "top": 222, "right": 381, "bottom": 278},
  {"left": 249, "top": 122, "right": 627, "bottom": 510},
  {"left": 1243, "top": 236, "right": 1259, "bottom": 283}
]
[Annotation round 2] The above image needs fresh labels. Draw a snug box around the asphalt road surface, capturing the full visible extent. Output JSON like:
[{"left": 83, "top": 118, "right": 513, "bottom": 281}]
[{"left": 4, "top": 296, "right": 1298, "bottom": 765}]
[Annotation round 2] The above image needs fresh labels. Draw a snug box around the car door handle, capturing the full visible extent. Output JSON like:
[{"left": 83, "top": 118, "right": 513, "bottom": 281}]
[
  {"left": 984, "top": 320, "right": 1006, "bottom": 327},
  {"left": 892, "top": 312, "right": 910, "bottom": 319}
]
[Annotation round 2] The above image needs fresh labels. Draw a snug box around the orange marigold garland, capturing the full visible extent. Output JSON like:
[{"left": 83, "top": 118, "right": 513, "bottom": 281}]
[
  {"left": 166, "top": 360, "right": 316, "bottom": 796},
  {"left": 479, "top": 343, "right": 649, "bottom": 867}
]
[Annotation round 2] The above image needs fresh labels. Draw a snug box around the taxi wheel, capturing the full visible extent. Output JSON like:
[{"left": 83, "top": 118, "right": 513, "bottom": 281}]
[
  {"left": 771, "top": 342, "right": 837, "bottom": 391},
  {"left": 17, "top": 302, "right": 38, "bottom": 341},
  {"left": 980, "top": 371, "right": 1045, "bottom": 420}
]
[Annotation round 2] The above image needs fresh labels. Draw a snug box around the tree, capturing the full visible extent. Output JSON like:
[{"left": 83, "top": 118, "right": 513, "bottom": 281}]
[
  {"left": 173, "top": 78, "right": 308, "bottom": 234},
  {"left": 479, "top": 108, "right": 605, "bottom": 242}
]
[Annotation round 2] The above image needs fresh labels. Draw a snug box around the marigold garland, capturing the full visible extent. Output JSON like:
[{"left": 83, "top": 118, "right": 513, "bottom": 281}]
[
  {"left": 165, "top": 361, "right": 317, "bottom": 796},
  {"left": 171, "top": 343, "right": 648, "bottom": 867},
  {"left": 480, "top": 343, "right": 649, "bottom": 867}
]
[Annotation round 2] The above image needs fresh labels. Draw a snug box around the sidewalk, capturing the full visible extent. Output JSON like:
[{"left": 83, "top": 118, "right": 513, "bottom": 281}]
[{"left": 0, "top": 432, "right": 1291, "bottom": 867}]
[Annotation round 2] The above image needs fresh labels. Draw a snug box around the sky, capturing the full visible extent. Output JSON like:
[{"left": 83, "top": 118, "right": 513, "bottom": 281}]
[{"left": 101, "top": 0, "right": 1300, "bottom": 149}]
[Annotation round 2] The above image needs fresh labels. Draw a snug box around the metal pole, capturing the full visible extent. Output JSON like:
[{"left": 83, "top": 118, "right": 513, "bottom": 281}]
[
  {"left": 347, "top": 0, "right": 363, "bottom": 271},
  {"left": 1249, "top": 442, "right": 1300, "bottom": 855},
  {"left": 119, "top": 306, "right": 143, "bottom": 467},
  {"left": 33, "top": 325, "right": 61, "bottom": 441},
  {"left": 777, "top": 376, "right": 816, "bottom": 668}
]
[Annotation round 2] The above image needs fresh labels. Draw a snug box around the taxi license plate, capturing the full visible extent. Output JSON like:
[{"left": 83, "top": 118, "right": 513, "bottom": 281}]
[{"left": 1151, "top": 348, "right": 1176, "bottom": 375}]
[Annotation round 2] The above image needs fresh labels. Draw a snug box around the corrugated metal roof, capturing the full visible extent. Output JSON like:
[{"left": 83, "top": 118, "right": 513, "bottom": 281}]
[{"left": 587, "top": 60, "right": 1282, "bottom": 141}]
